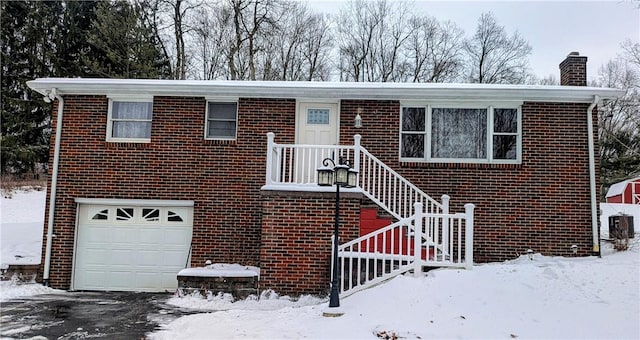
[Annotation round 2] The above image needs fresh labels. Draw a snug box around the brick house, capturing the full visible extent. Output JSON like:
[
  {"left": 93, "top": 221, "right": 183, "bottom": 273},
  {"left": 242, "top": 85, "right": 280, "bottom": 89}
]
[{"left": 27, "top": 53, "right": 622, "bottom": 296}]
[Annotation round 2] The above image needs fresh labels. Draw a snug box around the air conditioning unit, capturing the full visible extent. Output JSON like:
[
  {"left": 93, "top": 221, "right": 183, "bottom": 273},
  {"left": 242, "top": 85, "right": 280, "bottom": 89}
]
[{"left": 608, "top": 215, "right": 634, "bottom": 239}]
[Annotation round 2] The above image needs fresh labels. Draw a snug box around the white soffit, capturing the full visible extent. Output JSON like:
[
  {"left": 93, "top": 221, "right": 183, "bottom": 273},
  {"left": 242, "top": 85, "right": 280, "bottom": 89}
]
[{"left": 27, "top": 78, "right": 624, "bottom": 103}]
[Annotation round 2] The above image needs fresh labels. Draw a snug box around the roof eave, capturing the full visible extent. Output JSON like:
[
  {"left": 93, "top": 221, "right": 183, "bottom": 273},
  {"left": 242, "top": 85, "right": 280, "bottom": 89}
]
[{"left": 26, "top": 78, "right": 625, "bottom": 103}]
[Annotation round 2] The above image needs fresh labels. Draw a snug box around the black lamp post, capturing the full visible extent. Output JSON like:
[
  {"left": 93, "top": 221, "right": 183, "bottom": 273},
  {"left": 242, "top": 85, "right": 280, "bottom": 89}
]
[{"left": 317, "top": 157, "right": 358, "bottom": 309}]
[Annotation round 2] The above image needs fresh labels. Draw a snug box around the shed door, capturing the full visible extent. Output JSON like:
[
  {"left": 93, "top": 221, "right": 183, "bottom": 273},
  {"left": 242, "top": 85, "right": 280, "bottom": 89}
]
[{"left": 74, "top": 204, "right": 193, "bottom": 292}]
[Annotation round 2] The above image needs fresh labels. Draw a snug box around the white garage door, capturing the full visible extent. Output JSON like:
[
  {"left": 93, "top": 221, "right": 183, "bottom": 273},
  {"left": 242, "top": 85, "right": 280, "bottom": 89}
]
[{"left": 74, "top": 202, "right": 193, "bottom": 292}]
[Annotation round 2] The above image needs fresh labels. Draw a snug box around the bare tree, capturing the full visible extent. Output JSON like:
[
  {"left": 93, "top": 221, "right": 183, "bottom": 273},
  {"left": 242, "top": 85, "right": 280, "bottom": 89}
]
[
  {"left": 188, "top": 0, "right": 332, "bottom": 81},
  {"left": 595, "top": 45, "right": 640, "bottom": 196},
  {"left": 463, "top": 12, "right": 532, "bottom": 84},
  {"left": 404, "top": 17, "right": 464, "bottom": 82},
  {"left": 337, "top": 0, "right": 413, "bottom": 82},
  {"left": 263, "top": 2, "right": 333, "bottom": 80},
  {"left": 138, "top": 0, "right": 201, "bottom": 79}
]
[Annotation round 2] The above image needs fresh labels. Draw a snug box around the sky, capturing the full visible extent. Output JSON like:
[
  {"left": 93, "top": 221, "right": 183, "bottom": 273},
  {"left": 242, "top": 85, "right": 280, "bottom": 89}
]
[{"left": 307, "top": 0, "right": 640, "bottom": 82}]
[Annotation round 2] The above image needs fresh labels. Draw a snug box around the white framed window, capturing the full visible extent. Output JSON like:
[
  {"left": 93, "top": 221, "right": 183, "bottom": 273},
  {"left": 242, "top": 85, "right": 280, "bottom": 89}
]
[
  {"left": 106, "top": 96, "right": 154, "bottom": 143},
  {"left": 400, "top": 104, "right": 521, "bottom": 164},
  {"left": 205, "top": 100, "right": 238, "bottom": 140}
]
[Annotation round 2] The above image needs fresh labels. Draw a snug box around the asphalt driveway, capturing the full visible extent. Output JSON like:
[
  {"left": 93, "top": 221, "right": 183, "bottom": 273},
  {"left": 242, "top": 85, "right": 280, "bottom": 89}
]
[{"left": 0, "top": 291, "right": 194, "bottom": 339}]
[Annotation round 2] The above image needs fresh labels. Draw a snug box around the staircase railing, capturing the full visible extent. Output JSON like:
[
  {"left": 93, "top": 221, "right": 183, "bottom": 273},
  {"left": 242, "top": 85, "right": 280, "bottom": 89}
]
[
  {"left": 264, "top": 133, "right": 442, "bottom": 219},
  {"left": 264, "top": 133, "right": 475, "bottom": 296},
  {"left": 336, "top": 202, "right": 475, "bottom": 297}
]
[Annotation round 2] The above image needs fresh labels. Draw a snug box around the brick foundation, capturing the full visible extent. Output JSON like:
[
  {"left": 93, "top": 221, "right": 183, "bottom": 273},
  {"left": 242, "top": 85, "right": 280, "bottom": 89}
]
[{"left": 259, "top": 190, "right": 360, "bottom": 296}]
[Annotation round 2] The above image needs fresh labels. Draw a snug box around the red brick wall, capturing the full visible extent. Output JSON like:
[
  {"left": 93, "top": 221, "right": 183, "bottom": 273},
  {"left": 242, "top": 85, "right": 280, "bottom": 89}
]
[
  {"left": 560, "top": 54, "right": 588, "bottom": 86},
  {"left": 260, "top": 191, "right": 360, "bottom": 295},
  {"left": 42, "top": 93, "right": 600, "bottom": 292},
  {"left": 41, "top": 95, "right": 296, "bottom": 289},
  {"left": 340, "top": 100, "right": 599, "bottom": 262}
]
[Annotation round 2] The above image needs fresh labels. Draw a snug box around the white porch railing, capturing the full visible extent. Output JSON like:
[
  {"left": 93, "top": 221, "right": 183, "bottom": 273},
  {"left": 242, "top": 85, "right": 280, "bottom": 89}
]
[
  {"left": 336, "top": 202, "right": 475, "bottom": 297},
  {"left": 264, "top": 133, "right": 475, "bottom": 296},
  {"left": 265, "top": 132, "right": 442, "bottom": 219}
]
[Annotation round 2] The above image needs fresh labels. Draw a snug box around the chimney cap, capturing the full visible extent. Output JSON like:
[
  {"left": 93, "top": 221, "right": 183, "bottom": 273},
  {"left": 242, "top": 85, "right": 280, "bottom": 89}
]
[{"left": 568, "top": 51, "right": 580, "bottom": 57}]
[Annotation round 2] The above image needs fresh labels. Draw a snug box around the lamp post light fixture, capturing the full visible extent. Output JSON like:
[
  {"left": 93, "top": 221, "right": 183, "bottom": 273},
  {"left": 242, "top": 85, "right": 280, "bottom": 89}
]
[{"left": 317, "top": 157, "right": 358, "bottom": 311}]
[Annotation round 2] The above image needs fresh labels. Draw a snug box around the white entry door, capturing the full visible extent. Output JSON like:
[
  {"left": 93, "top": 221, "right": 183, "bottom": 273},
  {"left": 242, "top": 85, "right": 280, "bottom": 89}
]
[
  {"left": 297, "top": 102, "right": 339, "bottom": 145},
  {"left": 296, "top": 102, "right": 339, "bottom": 184},
  {"left": 74, "top": 203, "right": 193, "bottom": 292}
]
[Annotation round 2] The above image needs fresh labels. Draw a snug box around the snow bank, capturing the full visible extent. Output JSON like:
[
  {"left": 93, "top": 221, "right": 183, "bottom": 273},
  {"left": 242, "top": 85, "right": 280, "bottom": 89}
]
[
  {"left": 0, "top": 277, "right": 64, "bottom": 302},
  {"left": 167, "top": 289, "right": 323, "bottom": 312},
  {"left": 151, "top": 247, "right": 640, "bottom": 340}
]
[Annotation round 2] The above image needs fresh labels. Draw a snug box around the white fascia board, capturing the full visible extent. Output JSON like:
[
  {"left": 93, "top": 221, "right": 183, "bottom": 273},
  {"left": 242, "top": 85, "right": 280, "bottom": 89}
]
[
  {"left": 27, "top": 78, "right": 625, "bottom": 103},
  {"left": 74, "top": 198, "right": 194, "bottom": 207}
]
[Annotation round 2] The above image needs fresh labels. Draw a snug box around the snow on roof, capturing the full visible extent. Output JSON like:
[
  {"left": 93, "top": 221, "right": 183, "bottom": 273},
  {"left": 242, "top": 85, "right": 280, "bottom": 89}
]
[
  {"left": 606, "top": 176, "right": 640, "bottom": 197},
  {"left": 26, "top": 78, "right": 624, "bottom": 103}
]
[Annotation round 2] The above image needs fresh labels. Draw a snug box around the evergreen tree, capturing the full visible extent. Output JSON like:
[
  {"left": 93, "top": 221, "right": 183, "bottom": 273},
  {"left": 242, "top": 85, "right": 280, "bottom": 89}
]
[
  {"left": 84, "top": 0, "right": 171, "bottom": 78},
  {"left": 1, "top": 1, "right": 61, "bottom": 176}
]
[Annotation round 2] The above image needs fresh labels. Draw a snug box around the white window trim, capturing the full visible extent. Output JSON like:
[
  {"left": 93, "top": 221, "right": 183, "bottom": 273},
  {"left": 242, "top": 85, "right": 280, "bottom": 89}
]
[
  {"left": 106, "top": 95, "right": 154, "bottom": 143},
  {"left": 204, "top": 97, "right": 239, "bottom": 140},
  {"left": 399, "top": 102, "right": 522, "bottom": 164}
]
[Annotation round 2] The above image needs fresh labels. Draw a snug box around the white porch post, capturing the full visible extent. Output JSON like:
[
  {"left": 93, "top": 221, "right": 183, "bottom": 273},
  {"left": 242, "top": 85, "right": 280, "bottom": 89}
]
[
  {"left": 266, "top": 132, "right": 275, "bottom": 185},
  {"left": 353, "top": 134, "right": 361, "bottom": 175},
  {"left": 413, "top": 202, "right": 423, "bottom": 277},
  {"left": 441, "top": 194, "right": 450, "bottom": 256},
  {"left": 464, "top": 203, "right": 475, "bottom": 269}
]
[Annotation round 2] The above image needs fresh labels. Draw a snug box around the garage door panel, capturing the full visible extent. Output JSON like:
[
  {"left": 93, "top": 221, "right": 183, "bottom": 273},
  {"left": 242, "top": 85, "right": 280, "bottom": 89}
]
[
  {"left": 84, "top": 226, "right": 111, "bottom": 242},
  {"left": 83, "top": 249, "right": 109, "bottom": 265},
  {"left": 163, "top": 227, "right": 192, "bottom": 244},
  {"left": 163, "top": 251, "right": 189, "bottom": 267},
  {"left": 75, "top": 204, "right": 193, "bottom": 292},
  {"left": 138, "top": 250, "right": 163, "bottom": 265},
  {"left": 112, "top": 227, "right": 138, "bottom": 243}
]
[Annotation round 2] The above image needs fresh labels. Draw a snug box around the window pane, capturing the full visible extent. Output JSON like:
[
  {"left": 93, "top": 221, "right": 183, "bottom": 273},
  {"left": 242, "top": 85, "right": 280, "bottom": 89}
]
[
  {"left": 113, "top": 121, "right": 151, "bottom": 138},
  {"left": 142, "top": 208, "right": 160, "bottom": 222},
  {"left": 116, "top": 208, "right": 134, "bottom": 221},
  {"left": 208, "top": 102, "right": 237, "bottom": 120},
  {"left": 402, "top": 107, "right": 425, "bottom": 131},
  {"left": 168, "top": 210, "right": 184, "bottom": 222},
  {"left": 307, "top": 109, "right": 330, "bottom": 124},
  {"left": 208, "top": 120, "right": 236, "bottom": 138},
  {"left": 92, "top": 209, "right": 109, "bottom": 220},
  {"left": 401, "top": 134, "right": 424, "bottom": 158},
  {"left": 493, "top": 135, "right": 517, "bottom": 160},
  {"left": 431, "top": 108, "right": 487, "bottom": 159},
  {"left": 112, "top": 102, "right": 153, "bottom": 120},
  {"left": 494, "top": 108, "right": 517, "bottom": 133}
]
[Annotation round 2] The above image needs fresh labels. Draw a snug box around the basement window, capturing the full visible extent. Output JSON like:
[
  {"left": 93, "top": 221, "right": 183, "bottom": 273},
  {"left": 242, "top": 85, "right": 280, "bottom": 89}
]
[
  {"left": 400, "top": 104, "right": 521, "bottom": 164},
  {"left": 106, "top": 96, "right": 154, "bottom": 143}
]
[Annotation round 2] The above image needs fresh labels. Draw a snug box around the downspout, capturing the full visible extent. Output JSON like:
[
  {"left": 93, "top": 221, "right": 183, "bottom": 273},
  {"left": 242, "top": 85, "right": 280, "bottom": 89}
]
[
  {"left": 587, "top": 95, "right": 600, "bottom": 256},
  {"left": 43, "top": 88, "right": 63, "bottom": 286}
]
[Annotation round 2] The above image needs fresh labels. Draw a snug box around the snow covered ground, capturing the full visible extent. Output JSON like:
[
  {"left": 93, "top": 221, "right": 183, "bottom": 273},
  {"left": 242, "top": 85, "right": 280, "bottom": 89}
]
[
  {"left": 1, "top": 189, "right": 639, "bottom": 339},
  {"left": 0, "top": 188, "right": 46, "bottom": 266},
  {"left": 0, "top": 188, "right": 62, "bottom": 301}
]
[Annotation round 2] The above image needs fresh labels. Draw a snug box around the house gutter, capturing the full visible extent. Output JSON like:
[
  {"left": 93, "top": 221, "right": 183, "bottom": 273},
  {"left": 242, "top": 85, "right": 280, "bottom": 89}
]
[
  {"left": 43, "top": 88, "right": 63, "bottom": 286},
  {"left": 587, "top": 95, "right": 600, "bottom": 255}
]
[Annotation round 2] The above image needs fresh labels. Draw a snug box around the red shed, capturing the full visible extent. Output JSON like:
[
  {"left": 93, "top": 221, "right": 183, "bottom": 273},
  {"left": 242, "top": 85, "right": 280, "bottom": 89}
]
[{"left": 606, "top": 176, "right": 640, "bottom": 204}]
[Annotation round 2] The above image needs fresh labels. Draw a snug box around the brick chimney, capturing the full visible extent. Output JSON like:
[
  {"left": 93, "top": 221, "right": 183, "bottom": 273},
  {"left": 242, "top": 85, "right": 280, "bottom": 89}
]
[{"left": 559, "top": 52, "right": 587, "bottom": 86}]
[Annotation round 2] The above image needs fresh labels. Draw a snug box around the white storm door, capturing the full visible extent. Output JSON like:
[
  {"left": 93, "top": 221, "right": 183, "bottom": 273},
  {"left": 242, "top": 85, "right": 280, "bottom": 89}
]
[{"left": 296, "top": 102, "right": 339, "bottom": 184}]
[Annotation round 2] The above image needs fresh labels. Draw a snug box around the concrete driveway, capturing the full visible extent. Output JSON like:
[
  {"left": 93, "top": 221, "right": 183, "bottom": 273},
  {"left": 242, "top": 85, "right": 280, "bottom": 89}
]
[{"left": 0, "top": 291, "right": 193, "bottom": 339}]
